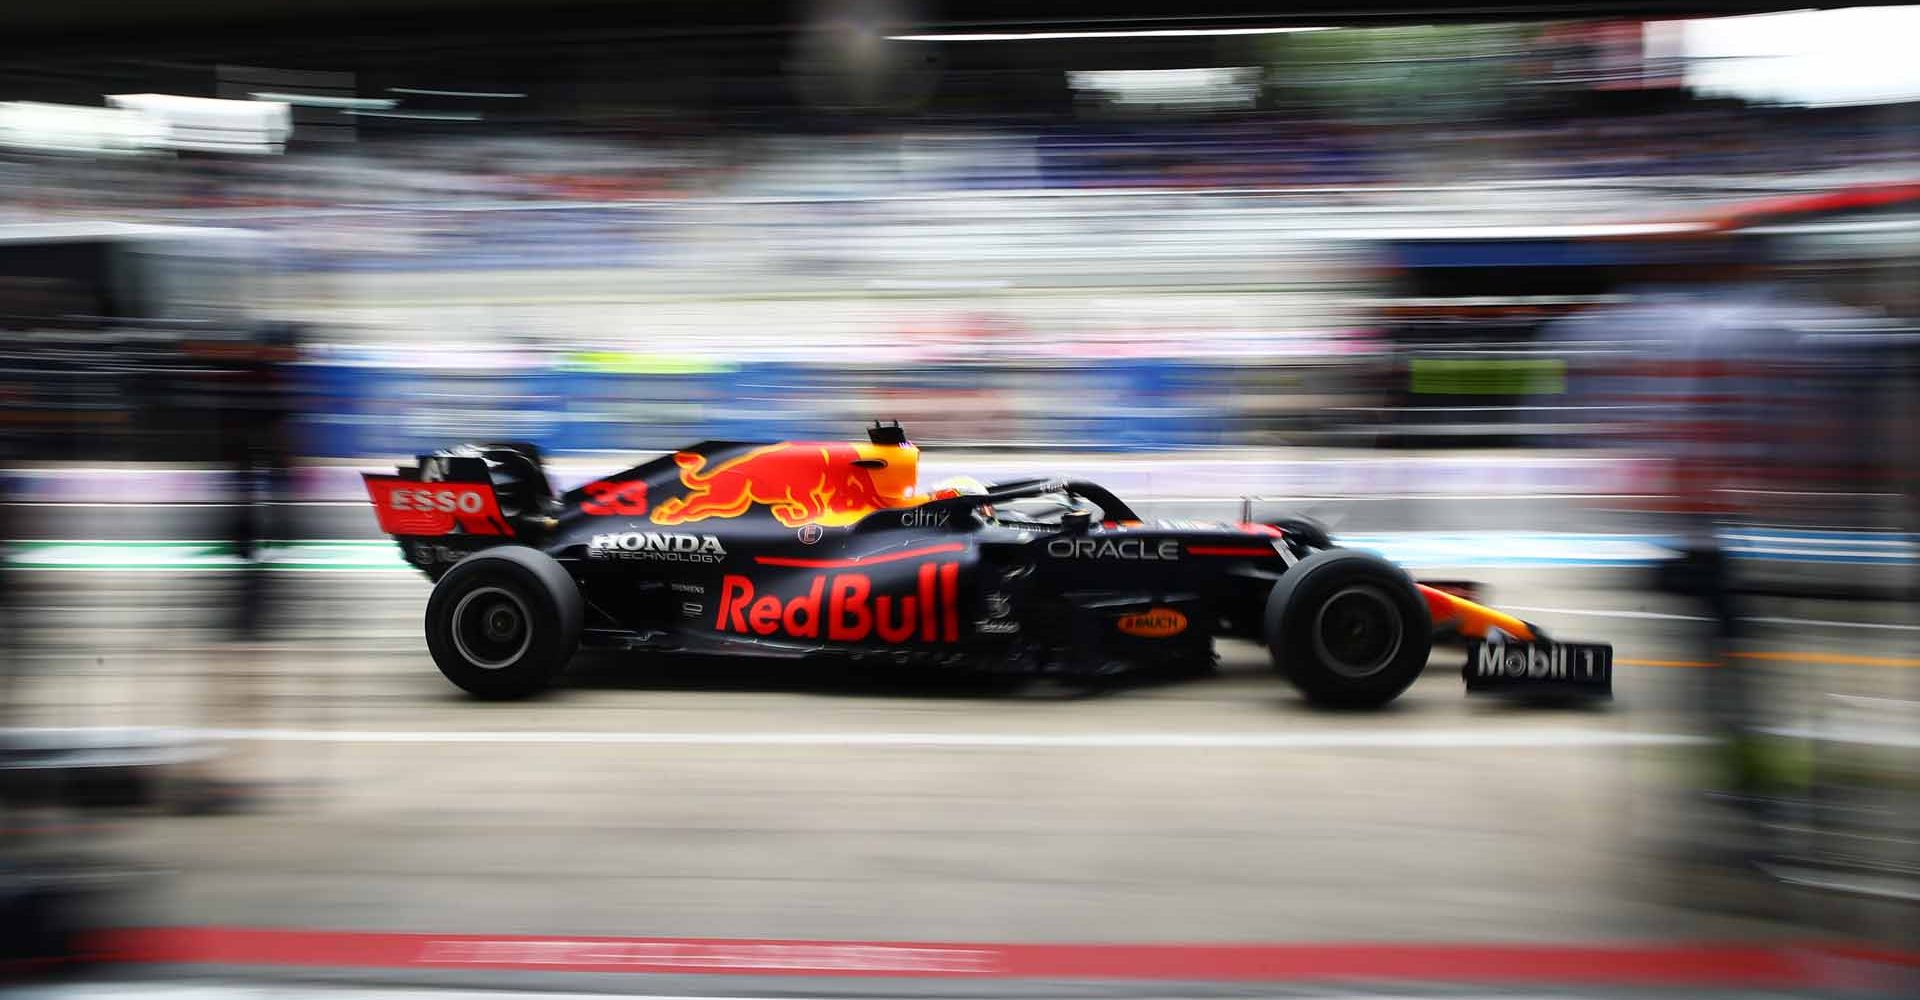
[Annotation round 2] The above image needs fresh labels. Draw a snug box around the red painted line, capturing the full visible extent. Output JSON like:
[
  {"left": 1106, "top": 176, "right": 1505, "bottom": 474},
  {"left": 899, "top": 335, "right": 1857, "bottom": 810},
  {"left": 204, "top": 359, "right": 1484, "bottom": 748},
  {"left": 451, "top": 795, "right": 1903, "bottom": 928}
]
[
  {"left": 755, "top": 542, "right": 966, "bottom": 569},
  {"left": 1706, "top": 181, "right": 1920, "bottom": 232},
  {"left": 89, "top": 928, "right": 1920, "bottom": 986},
  {"left": 1186, "top": 546, "right": 1275, "bottom": 557}
]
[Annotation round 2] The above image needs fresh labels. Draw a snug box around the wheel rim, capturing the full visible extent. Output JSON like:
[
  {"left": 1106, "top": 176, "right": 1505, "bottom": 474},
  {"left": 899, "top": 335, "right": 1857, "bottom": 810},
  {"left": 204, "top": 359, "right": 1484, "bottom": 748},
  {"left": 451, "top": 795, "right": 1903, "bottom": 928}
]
[
  {"left": 451, "top": 586, "right": 532, "bottom": 670},
  {"left": 1311, "top": 585, "right": 1404, "bottom": 679}
]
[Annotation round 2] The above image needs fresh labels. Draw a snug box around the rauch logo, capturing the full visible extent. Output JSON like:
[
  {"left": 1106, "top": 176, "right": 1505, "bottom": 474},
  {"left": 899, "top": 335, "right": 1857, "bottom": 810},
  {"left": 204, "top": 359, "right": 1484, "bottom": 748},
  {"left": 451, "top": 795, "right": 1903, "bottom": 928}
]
[{"left": 1116, "top": 607, "right": 1187, "bottom": 638}]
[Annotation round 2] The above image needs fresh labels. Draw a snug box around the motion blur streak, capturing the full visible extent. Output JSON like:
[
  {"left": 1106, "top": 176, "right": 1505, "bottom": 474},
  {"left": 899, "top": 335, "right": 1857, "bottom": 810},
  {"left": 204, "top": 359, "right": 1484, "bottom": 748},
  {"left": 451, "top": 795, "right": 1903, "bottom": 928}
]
[{"left": 0, "top": 0, "right": 1915, "bottom": 995}]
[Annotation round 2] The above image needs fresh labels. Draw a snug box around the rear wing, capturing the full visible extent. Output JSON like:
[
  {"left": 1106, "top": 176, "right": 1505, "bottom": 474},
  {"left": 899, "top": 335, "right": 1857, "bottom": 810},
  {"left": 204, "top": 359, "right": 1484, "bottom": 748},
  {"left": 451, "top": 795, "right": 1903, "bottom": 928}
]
[{"left": 363, "top": 455, "right": 514, "bottom": 538}]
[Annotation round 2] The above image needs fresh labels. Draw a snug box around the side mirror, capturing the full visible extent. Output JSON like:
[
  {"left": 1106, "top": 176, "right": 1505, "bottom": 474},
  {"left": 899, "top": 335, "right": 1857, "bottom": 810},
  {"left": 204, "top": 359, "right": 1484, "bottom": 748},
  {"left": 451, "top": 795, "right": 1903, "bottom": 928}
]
[{"left": 1061, "top": 509, "right": 1092, "bottom": 534}]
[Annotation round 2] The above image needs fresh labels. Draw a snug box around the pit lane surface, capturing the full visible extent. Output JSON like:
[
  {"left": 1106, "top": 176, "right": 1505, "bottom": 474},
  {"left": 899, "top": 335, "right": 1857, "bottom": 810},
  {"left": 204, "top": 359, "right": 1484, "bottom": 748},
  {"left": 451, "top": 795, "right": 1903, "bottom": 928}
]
[
  {"left": 10, "top": 548, "right": 1916, "bottom": 954},
  {"left": 7, "top": 480, "right": 1916, "bottom": 956}
]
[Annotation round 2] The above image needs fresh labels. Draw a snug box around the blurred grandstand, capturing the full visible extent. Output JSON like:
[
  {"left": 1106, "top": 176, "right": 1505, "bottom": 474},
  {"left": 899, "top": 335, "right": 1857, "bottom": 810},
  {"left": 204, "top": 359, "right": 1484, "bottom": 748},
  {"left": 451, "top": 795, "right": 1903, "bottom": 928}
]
[{"left": 0, "top": 5, "right": 1913, "bottom": 460}]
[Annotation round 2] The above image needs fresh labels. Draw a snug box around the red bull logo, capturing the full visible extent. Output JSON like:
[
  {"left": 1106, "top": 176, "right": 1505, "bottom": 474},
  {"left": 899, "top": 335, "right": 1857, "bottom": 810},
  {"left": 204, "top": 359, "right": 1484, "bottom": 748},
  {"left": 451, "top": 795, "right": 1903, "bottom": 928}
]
[
  {"left": 714, "top": 563, "right": 961, "bottom": 643},
  {"left": 651, "top": 442, "right": 923, "bottom": 528}
]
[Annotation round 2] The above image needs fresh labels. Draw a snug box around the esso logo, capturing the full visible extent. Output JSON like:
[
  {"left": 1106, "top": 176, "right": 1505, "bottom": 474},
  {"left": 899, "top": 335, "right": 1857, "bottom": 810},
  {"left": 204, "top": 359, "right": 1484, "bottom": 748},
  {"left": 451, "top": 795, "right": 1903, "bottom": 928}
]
[{"left": 391, "top": 488, "right": 485, "bottom": 514}]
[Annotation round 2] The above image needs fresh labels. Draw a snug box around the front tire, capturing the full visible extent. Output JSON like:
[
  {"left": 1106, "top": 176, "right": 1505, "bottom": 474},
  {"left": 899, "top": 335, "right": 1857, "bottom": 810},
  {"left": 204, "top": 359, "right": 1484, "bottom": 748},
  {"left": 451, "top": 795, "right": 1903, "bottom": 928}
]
[
  {"left": 1265, "top": 549, "right": 1431, "bottom": 709},
  {"left": 425, "top": 546, "right": 582, "bottom": 699}
]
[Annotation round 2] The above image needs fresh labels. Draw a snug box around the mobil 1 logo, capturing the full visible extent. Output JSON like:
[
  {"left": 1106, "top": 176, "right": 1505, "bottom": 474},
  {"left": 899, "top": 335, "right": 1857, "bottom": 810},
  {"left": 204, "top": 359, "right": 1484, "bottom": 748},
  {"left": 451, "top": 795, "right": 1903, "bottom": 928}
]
[{"left": 1464, "top": 637, "right": 1612, "bottom": 698}]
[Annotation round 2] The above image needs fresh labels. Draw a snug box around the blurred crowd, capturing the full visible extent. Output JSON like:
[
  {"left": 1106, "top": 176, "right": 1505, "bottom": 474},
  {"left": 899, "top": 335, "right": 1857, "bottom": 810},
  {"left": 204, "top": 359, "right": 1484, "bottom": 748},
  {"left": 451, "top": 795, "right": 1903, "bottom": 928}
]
[
  {"left": 2, "top": 104, "right": 1913, "bottom": 216},
  {"left": 0, "top": 14, "right": 1908, "bottom": 463}
]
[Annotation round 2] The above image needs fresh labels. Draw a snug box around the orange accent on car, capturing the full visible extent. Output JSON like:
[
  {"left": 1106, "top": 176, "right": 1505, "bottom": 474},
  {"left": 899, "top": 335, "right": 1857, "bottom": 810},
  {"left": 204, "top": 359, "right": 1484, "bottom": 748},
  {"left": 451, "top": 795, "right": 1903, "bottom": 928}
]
[
  {"left": 1418, "top": 584, "right": 1536, "bottom": 642},
  {"left": 649, "top": 441, "right": 927, "bottom": 528},
  {"left": 1117, "top": 608, "right": 1189, "bottom": 638}
]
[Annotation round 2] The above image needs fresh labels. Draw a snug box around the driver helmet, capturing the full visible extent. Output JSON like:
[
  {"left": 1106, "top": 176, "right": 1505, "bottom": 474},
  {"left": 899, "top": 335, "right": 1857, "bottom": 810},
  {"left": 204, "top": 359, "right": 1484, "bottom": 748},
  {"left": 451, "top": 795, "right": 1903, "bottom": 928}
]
[{"left": 928, "top": 475, "right": 988, "bottom": 501}]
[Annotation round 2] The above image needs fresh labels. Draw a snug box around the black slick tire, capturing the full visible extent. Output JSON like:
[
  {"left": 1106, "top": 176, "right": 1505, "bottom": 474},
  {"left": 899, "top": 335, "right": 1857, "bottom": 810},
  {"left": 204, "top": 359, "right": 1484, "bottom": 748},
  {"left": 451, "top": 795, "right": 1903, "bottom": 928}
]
[
  {"left": 1265, "top": 548, "right": 1432, "bottom": 709},
  {"left": 424, "top": 546, "right": 582, "bottom": 699}
]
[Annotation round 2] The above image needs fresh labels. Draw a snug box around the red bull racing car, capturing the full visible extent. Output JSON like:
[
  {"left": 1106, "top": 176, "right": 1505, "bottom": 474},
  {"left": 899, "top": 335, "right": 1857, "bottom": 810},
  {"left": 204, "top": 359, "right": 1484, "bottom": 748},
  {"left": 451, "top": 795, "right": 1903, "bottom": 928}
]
[{"left": 365, "top": 424, "right": 1612, "bottom": 705}]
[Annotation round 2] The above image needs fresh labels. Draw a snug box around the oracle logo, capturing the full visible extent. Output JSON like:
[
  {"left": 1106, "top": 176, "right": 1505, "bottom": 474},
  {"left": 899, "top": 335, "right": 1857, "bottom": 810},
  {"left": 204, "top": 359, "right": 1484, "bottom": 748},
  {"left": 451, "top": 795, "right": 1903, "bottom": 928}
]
[
  {"left": 715, "top": 563, "right": 960, "bottom": 643},
  {"left": 1116, "top": 607, "right": 1187, "bottom": 638},
  {"left": 390, "top": 488, "right": 486, "bottom": 513},
  {"left": 1046, "top": 538, "right": 1180, "bottom": 560}
]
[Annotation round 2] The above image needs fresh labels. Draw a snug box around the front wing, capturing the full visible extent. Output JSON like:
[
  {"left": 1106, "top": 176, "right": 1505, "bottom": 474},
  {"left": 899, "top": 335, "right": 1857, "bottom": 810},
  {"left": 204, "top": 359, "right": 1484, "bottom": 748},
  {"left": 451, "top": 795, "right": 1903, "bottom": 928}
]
[{"left": 1418, "top": 584, "right": 1613, "bottom": 698}]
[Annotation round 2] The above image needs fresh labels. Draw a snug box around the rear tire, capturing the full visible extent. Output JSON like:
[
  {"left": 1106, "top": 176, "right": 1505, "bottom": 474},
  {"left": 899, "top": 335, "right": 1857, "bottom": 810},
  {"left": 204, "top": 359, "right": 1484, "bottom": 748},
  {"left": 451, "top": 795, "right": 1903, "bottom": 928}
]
[
  {"left": 425, "top": 546, "right": 582, "bottom": 699},
  {"left": 1267, "top": 515, "right": 1333, "bottom": 551},
  {"left": 1265, "top": 549, "right": 1431, "bottom": 709}
]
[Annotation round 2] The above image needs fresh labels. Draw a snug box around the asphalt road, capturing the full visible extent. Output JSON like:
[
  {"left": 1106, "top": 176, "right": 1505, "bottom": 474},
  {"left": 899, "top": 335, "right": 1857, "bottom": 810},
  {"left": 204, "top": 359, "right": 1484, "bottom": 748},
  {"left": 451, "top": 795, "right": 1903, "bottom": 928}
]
[{"left": 9, "top": 549, "right": 1915, "bottom": 952}]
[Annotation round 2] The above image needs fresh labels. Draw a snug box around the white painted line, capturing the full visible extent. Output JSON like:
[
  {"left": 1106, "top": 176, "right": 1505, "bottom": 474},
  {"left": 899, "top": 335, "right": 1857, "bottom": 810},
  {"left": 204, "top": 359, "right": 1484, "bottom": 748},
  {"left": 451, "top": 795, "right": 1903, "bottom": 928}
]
[
  {"left": 1724, "top": 533, "right": 1914, "bottom": 547},
  {"left": 201, "top": 992, "right": 1106, "bottom": 1000},
  {"left": 27, "top": 990, "right": 894, "bottom": 1000},
  {"left": 1748, "top": 615, "right": 1920, "bottom": 632},
  {"left": 1826, "top": 693, "right": 1920, "bottom": 708},
  {"left": 1156, "top": 494, "right": 1665, "bottom": 502},
  {"left": 1507, "top": 605, "right": 1920, "bottom": 632},
  {"left": 1758, "top": 725, "right": 1920, "bottom": 749},
  {"left": 1501, "top": 605, "right": 1711, "bottom": 623},
  {"left": 1725, "top": 545, "right": 1910, "bottom": 559},
  {"left": 8, "top": 565, "right": 415, "bottom": 574},
  {"left": 0, "top": 989, "right": 980, "bottom": 1000},
  {"left": 24, "top": 646, "right": 418, "bottom": 659},
  {"left": 18, "top": 606, "right": 209, "bottom": 614},
  {"left": 97, "top": 727, "right": 1708, "bottom": 750},
  {"left": 1755, "top": 861, "right": 1920, "bottom": 904},
  {"left": 11, "top": 538, "right": 386, "bottom": 544},
  {"left": 1, "top": 501, "right": 366, "bottom": 508}
]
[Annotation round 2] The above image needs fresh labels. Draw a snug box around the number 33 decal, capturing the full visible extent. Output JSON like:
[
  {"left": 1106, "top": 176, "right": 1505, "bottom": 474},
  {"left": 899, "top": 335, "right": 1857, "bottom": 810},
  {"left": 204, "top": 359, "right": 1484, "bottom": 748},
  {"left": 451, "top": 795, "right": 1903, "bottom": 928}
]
[{"left": 582, "top": 479, "right": 649, "bottom": 516}]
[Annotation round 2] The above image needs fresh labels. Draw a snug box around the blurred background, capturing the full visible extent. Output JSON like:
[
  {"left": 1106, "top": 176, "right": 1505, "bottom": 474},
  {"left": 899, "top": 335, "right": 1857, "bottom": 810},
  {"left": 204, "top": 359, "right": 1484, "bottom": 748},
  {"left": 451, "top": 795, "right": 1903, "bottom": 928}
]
[{"left": 0, "top": 0, "right": 1914, "bottom": 995}]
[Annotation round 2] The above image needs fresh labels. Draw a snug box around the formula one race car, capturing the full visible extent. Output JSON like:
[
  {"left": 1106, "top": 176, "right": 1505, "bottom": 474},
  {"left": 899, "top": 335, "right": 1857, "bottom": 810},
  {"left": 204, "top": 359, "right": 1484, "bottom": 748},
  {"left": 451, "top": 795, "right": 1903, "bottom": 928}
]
[{"left": 365, "top": 424, "right": 1612, "bottom": 705}]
